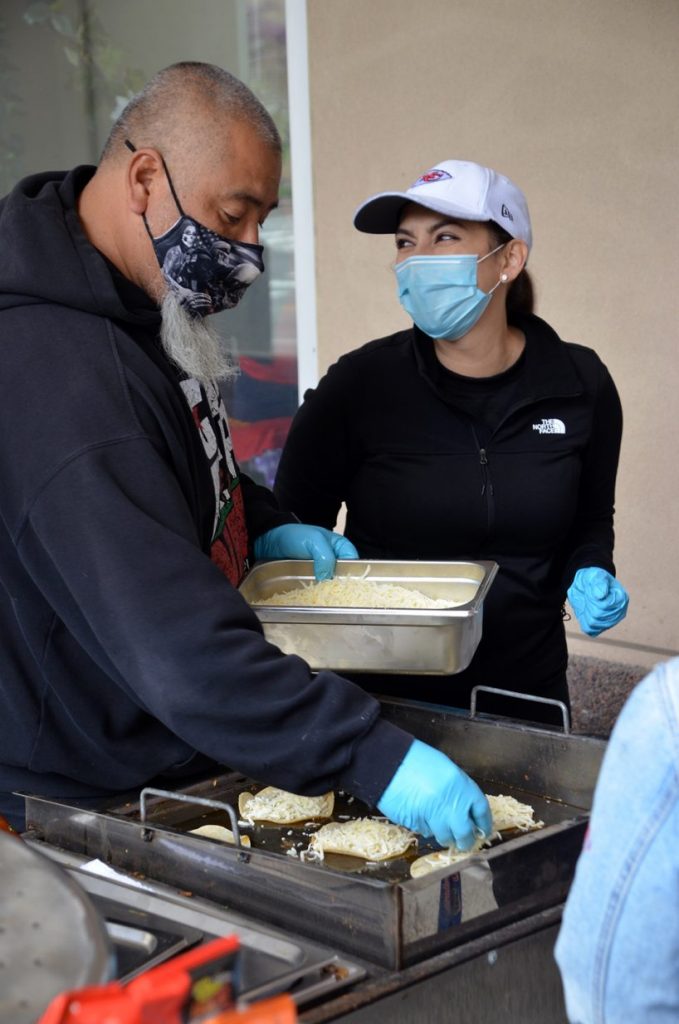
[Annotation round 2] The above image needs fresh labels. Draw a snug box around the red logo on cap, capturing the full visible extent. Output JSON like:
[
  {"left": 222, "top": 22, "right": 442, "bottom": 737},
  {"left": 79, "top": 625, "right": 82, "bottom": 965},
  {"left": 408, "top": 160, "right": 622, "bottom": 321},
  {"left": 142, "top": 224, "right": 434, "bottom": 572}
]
[{"left": 412, "top": 169, "right": 452, "bottom": 187}]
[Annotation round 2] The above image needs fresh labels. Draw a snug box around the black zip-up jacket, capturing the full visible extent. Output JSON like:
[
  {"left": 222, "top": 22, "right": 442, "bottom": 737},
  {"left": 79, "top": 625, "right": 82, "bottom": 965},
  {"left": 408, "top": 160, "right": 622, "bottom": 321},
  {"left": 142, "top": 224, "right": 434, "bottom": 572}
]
[
  {"left": 0, "top": 167, "right": 412, "bottom": 826},
  {"left": 275, "top": 319, "right": 623, "bottom": 703}
]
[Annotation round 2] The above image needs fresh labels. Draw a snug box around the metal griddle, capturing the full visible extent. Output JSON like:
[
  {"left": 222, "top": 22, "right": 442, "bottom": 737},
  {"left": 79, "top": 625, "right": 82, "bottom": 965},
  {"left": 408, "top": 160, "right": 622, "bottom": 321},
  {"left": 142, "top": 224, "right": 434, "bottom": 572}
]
[{"left": 23, "top": 697, "right": 606, "bottom": 970}]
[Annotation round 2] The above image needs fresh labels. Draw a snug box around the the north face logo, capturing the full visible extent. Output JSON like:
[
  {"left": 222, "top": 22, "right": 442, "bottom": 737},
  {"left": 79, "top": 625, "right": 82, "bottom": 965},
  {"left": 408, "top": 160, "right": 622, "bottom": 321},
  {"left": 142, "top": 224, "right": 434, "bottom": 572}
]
[{"left": 533, "top": 418, "right": 566, "bottom": 434}]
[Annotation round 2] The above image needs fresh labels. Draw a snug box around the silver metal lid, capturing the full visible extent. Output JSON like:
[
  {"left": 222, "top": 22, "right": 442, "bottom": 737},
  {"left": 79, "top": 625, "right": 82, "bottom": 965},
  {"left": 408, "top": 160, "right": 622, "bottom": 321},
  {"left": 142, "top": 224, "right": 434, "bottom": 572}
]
[{"left": 0, "top": 831, "right": 115, "bottom": 1022}]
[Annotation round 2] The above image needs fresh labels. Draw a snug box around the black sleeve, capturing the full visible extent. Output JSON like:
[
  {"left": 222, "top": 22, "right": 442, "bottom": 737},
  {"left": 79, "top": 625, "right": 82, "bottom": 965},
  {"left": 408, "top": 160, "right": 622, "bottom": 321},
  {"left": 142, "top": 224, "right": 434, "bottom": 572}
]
[
  {"left": 561, "top": 358, "right": 623, "bottom": 588},
  {"left": 274, "top": 355, "right": 358, "bottom": 529},
  {"left": 20, "top": 437, "right": 412, "bottom": 804},
  {"left": 239, "top": 471, "right": 297, "bottom": 543}
]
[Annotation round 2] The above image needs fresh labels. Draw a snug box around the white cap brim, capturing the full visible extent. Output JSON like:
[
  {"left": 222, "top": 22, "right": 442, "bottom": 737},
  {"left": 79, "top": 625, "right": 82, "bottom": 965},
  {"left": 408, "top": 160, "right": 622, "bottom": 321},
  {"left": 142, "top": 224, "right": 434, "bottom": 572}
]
[{"left": 354, "top": 190, "right": 510, "bottom": 234}]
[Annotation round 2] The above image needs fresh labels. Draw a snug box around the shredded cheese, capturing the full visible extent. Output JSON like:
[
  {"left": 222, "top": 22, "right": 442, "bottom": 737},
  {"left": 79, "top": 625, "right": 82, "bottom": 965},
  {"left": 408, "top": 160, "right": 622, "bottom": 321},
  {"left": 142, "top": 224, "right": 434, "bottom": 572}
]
[
  {"left": 487, "top": 793, "right": 544, "bottom": 833},
  {"left": 238, "top": 786, "right": 334, "bottom": 825},
  {"left": 307, "top": 818, "right": 417, "bottom": 862},
  {"left": 256, "top": 576, "right": 461, "bottom": 610}
]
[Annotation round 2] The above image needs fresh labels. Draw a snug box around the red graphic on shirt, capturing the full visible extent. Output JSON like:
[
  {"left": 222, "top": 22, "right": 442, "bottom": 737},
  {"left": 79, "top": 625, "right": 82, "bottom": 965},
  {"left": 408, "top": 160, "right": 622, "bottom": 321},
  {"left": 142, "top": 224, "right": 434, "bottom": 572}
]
[
  {"left": 210, "top": 478, "right": 248, "bottom": 584},
  {"left": 179, "top": 378, "right": 250, "bottom": 586}
]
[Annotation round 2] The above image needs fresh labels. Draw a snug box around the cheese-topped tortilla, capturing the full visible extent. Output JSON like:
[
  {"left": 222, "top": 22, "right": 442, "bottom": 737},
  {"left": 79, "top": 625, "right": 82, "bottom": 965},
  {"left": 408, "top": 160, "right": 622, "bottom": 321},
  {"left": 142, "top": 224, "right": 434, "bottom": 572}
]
[
  {"left": 189, "top": 824, "right": 251, "bottom": 847},
  {"left": 238, "top": 786, "right": 334, "bottom": 825},
  {"left": 308, "top": 818, "right": 417, "bottom": 862},
  {"left": 487, "top": 793, "right": 544, "bottom": 833},
  {"left": 410, "top": 793, "right": 544, "bottom": 879}
]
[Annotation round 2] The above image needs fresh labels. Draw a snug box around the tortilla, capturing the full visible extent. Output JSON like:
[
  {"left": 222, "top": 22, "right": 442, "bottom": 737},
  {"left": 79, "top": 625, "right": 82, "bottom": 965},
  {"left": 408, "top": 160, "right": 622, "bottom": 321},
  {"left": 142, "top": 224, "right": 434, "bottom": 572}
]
[
  {"left": 410, "top": 840, "right": 487, "bottom": 878},
  {"left": 308, "top": 818, "right": 417, "bottom": 862},
  {"left": 238, "top": 786, "right": 334, "bottom": 825},
  {"left": 189, "top": 824, "right": 251, "bottom": 847}
]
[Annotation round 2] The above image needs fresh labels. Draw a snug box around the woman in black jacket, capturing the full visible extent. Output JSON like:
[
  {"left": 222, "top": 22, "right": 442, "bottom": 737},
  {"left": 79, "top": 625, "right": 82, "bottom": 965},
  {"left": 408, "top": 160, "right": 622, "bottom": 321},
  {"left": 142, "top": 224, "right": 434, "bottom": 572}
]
[{"left": 275, "top": 159, "right": 629, "bottom": 725}]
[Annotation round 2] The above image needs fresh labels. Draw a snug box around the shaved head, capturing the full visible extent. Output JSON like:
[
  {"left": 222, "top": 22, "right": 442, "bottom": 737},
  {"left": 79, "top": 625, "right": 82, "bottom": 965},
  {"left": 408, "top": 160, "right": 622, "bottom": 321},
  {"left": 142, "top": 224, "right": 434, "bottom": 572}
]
[
  {"left": 101, "top": 62, "right": 281, "bottom": 176},
  {"left": 78, "top": 60, "right": 281, "bottom": 378}
]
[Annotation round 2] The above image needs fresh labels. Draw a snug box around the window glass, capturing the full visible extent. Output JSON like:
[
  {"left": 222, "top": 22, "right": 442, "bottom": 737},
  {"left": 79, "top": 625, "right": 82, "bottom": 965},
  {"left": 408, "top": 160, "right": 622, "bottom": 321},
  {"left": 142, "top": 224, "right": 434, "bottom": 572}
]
[{"left": 1, "top": 0, "right": 298, "bottom": 487}]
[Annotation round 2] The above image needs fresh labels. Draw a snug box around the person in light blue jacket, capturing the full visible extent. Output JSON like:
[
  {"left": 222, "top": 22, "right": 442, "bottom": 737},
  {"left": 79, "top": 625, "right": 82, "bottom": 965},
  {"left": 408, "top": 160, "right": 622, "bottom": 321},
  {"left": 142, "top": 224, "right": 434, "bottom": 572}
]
[{"left": 555, "top": 657, "right": 679, "bottom": 1023}]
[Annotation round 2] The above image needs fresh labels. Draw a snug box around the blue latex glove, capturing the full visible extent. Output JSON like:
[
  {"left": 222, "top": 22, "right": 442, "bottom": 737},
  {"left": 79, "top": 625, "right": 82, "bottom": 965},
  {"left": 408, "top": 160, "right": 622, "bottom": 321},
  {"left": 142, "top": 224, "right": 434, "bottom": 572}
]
[
  {"left": 253, "top": 524, "right": 359, "bottom": 581},
  {"left": 377, "top": 739, "right": 492, "bottom": 850},
  {"left": 567, "top": 567, "right": 629, "bottom": 637}
]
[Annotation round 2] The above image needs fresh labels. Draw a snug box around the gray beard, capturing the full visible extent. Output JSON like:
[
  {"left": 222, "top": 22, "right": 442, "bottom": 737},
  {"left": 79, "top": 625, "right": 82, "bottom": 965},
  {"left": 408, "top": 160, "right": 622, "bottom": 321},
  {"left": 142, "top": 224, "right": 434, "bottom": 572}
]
[{"left": 159, "top": 291, "right": 239, "bottom": 385}]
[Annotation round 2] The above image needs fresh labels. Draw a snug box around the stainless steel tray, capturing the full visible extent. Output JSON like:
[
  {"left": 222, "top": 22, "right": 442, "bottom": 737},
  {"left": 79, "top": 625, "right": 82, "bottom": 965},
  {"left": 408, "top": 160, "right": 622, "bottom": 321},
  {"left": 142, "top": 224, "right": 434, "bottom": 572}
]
[{"left": 239, "top": 559, "right": 498, "bottom": 674}]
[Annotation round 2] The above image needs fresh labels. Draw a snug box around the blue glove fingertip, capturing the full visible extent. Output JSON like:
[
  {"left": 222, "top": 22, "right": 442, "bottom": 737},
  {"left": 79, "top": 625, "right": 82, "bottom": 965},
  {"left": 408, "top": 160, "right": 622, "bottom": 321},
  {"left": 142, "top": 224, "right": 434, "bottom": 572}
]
[
  {"left": 453, "top": 829, "right": 476, "bottom": 852},
  {"left": 472, "top": 801, "right": 493, "bottom": 839},
  {"left": 333, "top": 535, "right": 359, "bottom": 560},
  {"left": 308, "top": 539, "right": 335, "bottom": 581}
]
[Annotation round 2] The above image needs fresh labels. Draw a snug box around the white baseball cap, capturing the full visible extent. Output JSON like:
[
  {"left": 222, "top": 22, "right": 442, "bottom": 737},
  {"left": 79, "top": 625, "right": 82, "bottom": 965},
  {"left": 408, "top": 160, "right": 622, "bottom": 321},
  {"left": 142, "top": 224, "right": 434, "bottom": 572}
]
[{"left": 353, "top": 159, "right": 532, "bottom": 250}]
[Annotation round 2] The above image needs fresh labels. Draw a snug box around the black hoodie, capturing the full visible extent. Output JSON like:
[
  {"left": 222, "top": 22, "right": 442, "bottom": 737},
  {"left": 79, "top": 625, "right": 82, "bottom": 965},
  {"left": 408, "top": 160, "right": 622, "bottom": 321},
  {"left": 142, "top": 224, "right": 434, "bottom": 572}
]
[{"left": 0, "top": 167, "right": 412, "bottom": 826}]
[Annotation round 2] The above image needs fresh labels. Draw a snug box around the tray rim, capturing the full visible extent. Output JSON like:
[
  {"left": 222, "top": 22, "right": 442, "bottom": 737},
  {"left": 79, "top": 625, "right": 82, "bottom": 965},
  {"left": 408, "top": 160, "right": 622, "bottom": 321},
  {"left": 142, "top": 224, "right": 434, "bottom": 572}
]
[{"left": 239, "top": 558, "right": 498, "bottom": 626}]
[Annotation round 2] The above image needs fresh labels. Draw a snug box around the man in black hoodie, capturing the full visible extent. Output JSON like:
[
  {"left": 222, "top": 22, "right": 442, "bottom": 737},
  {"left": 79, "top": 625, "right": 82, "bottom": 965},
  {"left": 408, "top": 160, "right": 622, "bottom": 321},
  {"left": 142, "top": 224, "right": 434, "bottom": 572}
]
[{"left": 0, "top": 61, "right": 492, "bottom": 848}]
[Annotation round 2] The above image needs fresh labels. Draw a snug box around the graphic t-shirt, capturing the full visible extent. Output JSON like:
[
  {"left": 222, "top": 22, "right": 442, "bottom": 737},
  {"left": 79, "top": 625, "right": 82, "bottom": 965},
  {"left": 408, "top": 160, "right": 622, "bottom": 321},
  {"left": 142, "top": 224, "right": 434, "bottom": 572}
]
[{"left": 179, "top": 377, "right": 249, "bottom": 585}]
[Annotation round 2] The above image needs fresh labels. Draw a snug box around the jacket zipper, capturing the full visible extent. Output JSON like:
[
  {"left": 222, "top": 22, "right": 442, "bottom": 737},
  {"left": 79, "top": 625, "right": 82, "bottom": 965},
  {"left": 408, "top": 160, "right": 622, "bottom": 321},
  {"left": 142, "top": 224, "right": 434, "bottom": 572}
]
[
  {"left": 469, "top": 418, "right": 495, "bottom": 538},
  {"left": 479, "top": 447, "right": 495, "bottom": 534}
]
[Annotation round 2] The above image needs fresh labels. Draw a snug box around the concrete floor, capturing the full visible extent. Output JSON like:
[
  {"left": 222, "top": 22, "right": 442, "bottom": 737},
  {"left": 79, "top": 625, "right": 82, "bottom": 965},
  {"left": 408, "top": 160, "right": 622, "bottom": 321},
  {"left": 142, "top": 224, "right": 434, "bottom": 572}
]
[{"left": 567, "top": 653, "right": 649, "bottom": 737}]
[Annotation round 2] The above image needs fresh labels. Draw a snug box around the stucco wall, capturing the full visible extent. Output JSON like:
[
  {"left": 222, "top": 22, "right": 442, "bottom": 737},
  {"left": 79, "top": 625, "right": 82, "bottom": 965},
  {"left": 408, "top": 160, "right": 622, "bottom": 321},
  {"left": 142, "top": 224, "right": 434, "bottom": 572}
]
[{"left": 306, "top": 0, "right": 679, "bottom": 668}]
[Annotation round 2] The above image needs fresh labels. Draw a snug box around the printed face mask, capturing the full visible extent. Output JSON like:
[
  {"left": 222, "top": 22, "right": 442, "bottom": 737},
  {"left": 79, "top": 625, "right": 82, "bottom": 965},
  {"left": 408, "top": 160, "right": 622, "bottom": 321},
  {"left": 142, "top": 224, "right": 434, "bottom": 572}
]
[
  {"left": 126, "top": 140, "right": 264, "bottom": 318},
  {"left": 394, "top": 244, "right": 505, "bottom": 340}
]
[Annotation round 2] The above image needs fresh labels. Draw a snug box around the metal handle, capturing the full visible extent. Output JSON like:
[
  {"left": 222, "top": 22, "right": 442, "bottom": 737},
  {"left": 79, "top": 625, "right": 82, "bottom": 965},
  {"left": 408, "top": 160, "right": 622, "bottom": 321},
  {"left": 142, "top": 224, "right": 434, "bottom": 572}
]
[
  {"left": 469, "top": 685, "right": 570, "bottom": 734},
  {"left": 139, "top": 787, "right": 244, "bottom": 846}
]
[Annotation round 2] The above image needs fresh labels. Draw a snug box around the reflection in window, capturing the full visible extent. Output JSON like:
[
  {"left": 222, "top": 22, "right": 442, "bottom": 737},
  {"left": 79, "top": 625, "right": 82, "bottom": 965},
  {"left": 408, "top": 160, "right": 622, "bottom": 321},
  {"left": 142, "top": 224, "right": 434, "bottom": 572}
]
[{"left": 1, "top": 0, "right": 298, "bottom": 488}]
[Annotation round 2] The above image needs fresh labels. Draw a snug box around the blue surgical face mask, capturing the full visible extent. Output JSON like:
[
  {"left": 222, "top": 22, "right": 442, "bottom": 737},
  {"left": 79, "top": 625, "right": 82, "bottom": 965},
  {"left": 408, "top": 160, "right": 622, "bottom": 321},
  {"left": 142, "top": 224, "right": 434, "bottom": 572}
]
[
  {"left": 125, "top": 140, "right": 264, "bottom": 318},
  {"left": 394, "top": 244, "right": 505, "bottom": 340}
]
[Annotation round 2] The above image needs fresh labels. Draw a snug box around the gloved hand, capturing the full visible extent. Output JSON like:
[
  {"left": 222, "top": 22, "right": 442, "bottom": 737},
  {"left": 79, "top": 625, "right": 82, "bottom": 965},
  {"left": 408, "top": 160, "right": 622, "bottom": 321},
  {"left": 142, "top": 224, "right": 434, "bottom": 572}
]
[
  {"left": 567, "top": 567, "right": 629, "bottom": 637},
  {"left": 377, "top": 739, "right": 492, "bottom": 850},
  {"left": 253, "top": 524, "right": 359, "bottom": 581}
]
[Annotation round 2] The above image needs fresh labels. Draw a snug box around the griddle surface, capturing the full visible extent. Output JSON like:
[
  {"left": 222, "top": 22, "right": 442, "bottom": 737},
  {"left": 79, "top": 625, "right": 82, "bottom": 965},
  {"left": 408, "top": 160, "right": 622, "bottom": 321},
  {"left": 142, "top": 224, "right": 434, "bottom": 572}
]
[{"left": 174, "top": 776, "right": 583, "bottom": 885}]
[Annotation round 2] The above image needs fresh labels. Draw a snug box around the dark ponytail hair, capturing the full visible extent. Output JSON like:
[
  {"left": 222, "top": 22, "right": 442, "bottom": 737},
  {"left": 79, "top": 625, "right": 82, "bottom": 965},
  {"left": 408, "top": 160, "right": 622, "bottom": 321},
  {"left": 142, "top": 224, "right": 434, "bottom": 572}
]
[{"left": 487, "top": 221, "right": 534, "bottom": 318}]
